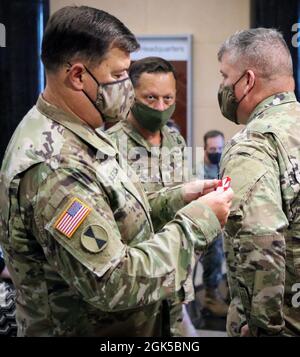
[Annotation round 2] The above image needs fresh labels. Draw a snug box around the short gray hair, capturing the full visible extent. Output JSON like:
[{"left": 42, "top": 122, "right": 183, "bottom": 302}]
[{"left": 218, "top": 28, "right": 293, "bottom": 79}]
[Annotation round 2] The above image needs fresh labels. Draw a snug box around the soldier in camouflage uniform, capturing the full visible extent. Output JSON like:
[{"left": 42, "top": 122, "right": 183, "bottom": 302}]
[
  {"left": 107, "top": 57, "right": 196, "bottom": 336},
  {"left": 218, "top": 28, "right": 300, "bottom": 336},
  {"left": 0, "top": 6, "right": 233, "bottom": 337},
  {"left": 107, "top": 57, "right": 189, "bottom": 232}
]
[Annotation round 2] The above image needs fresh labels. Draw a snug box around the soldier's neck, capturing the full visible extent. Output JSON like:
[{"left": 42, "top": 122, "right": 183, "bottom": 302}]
[
  {"left": 43, "top": 86, "right": 72, "bottom": 116},
  {"left": 43, "top": 84, "right": 103, "bottom": 130}
]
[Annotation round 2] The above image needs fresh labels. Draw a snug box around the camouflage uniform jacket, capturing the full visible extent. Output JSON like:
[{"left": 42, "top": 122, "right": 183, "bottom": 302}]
[
  {"left": 220, "top": 92, "right": 300, "bottom": 337},
  {"left": 0, "top": 96, "right": 221, "bottom": 336},
  {"left": 107, "top": 120, "right": 194, "bottom": 336},
  {"left": 107, "top": 120, "right": 188, "bottom": 232}
]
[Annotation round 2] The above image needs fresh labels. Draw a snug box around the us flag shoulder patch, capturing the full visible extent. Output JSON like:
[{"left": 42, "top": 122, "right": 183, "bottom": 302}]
[{"left": 54, "top": 198, "right": 92, "bottom": 238}]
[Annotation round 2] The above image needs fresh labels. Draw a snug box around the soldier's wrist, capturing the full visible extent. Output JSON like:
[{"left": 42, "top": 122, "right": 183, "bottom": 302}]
[{"left": 177, "top": 200, "right": 221, "bottom": 248}]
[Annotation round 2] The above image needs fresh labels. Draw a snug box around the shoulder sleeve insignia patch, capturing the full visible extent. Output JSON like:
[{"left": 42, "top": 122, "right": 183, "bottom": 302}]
[
  {"left": 81, "top": 225, "right": 108, "bottom": 253},
  {"left": 54, "top": 198, "right": 91, "bottom": 239}
]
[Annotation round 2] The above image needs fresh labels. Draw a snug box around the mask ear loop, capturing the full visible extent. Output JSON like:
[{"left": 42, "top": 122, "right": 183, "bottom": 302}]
[
  {"left": 67, "top": 62, "right": 101, "bottom": 84},
  {"left": 83, "top": 64, "right": 131, "bottom": 87},
  {"left": 83, "top": 65, "right": 101, "bottom": 86},
  {"left": 232, "top": 71, "right": 247, "bottom": 105},
  {"left": 82, "top": 66, "right": 132, "bottom": 121},
  {"left": 66, "top": 62, "right": 72, "bottom": 73},
  {"left": 234, "top": 71, "right": 255, "bottom": 105},
  {"left": 65, "top": 62, "right": 108, "bottom": 123}
]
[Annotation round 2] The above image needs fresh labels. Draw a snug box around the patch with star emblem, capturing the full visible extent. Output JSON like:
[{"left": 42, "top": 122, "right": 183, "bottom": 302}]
[{"left": 81, "top": 225, "right": 108, "bottom": 253}]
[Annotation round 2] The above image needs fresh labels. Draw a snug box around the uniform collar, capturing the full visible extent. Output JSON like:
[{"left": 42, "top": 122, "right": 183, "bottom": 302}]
[
  {"left": 161, "top": 125, "right": 178, "bottom": 150},
  {"left": 247, "top": 92, "right": 297, "bottom": 124},
  {"left": 37, "top": 95, "right": 117, "bottom": 158},
  {"left": 121, "top": 120, "right": 174, "bottom": 152}
]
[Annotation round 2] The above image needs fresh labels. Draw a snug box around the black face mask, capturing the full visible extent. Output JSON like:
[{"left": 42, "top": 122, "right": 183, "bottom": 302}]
[{"left": 208, "top": 152, "right": 222, "bottom": 165}]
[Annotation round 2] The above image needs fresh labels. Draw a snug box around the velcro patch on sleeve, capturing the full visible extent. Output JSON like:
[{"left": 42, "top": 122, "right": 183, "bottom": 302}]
[
  {"left": 81, "top": 225, "right": 108, "bottom": 253},
  {"left": 54, "top": 197, "right": 91, "bottom": 239}
]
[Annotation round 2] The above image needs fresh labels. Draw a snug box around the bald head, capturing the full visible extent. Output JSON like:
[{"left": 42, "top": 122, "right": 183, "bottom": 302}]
[{"left": 218, "top": 28, "right": 293, "bottom": 81}]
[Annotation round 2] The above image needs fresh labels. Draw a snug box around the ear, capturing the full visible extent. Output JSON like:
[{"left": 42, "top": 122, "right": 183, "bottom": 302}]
[
  {"left": 244, "top": 70, "right": 255, "bottom": 94},
  {"left": 66, "top": 63, "right": 85, "bottom": 91}
]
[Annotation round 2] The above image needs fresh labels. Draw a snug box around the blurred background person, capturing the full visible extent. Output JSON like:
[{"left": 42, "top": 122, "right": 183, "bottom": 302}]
[{"left": 197, "top": 130, "right": 228, "bottom": 318}]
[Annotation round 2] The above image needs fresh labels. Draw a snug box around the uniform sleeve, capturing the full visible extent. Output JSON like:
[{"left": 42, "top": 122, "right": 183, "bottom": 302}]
[
  {"left": 147, "top": 134, "right": 189, "bottom": 232},
  {"left": 29, "top": 166, "right": 221, "bottom": 313},
  {"left": 222, "top": 150, "right": 288, "bottom": 336},
  {"left": 147, "top": 185, "right": 186, "bottom": 232}
]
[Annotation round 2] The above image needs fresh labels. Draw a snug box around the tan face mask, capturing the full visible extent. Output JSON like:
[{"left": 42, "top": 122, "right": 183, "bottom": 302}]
[{"left": 82, "top": 65, "right": 135, "bottom": 123}]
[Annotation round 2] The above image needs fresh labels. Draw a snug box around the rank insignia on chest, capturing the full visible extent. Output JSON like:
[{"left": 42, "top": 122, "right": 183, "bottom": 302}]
[{"left": 54, "top": 198, "right": 91, "bottom": 238}]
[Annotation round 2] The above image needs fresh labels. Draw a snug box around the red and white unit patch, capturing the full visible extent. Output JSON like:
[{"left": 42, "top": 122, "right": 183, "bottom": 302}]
[{"left": 216, "top": 176, "right": 231, "bottom": 192}]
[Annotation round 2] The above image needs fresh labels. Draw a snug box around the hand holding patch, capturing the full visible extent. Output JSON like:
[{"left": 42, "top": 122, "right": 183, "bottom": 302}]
[{"left": 216, "top": 176, "right": 231, "bottom": 193}]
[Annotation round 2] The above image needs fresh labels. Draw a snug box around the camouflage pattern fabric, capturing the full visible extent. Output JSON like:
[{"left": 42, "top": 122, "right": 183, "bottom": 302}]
[
  {"left": 95, "top": 77, "right": 135, "bottom": 122},
  {"left": 107, "top": 119, "right": 189, "bottom": 232},
  {"left": 0, "top": 95, "right": 221, "bottom": 336},
  {"left": 107, "top": 119, "right": 194, "bottom": 336},
  {"left": 220, "top": 92, "right": 300, "bottom": 337}
]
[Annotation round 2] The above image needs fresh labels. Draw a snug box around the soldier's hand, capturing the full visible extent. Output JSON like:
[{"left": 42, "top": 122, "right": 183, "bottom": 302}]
[
  {"left": 240, "top": 324, "right": 251, "bottom": 337},
  {"left": 183, "top": 179, "right": 220, "bottom": 203},
  {"left": 197, "top": 188, "right": 233, "bottom": 227},
  {"left": 0, "top": 266, "right": 11, "bottom": 280}
]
